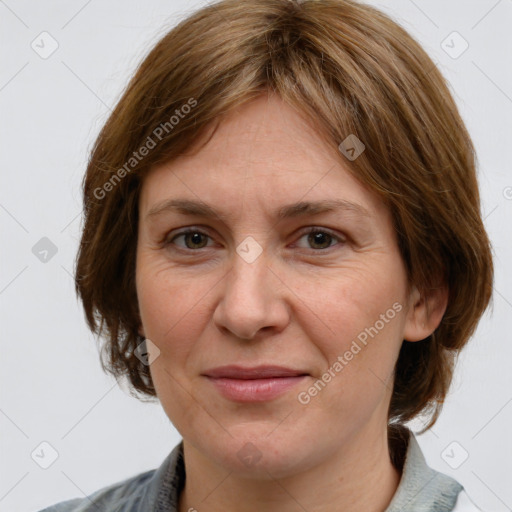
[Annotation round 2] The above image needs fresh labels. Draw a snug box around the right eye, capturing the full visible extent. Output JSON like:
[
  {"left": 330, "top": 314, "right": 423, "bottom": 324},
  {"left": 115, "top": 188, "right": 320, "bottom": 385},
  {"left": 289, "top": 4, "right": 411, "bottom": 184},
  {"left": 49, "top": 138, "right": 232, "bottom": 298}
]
[{"left": 165, "top": 229, "right": 213, "bottom": 250}]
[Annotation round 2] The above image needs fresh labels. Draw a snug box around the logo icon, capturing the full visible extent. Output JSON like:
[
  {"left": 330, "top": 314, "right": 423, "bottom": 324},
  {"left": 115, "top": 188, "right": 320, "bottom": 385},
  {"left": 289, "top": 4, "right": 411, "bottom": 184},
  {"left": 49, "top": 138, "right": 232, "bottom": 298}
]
[
  {"left": 441, "top": 441, "right": 469, "bottom": 469},
  {"left": 441, "top": 32, "right": 469, "bottom": 60},
  {"left": 338, "top": 134, "right": 366, "bottom": 161},
  {"left": 134, "top": 338, "right": 160, "bottom": 365},
  {"left": 31, "top": 441, "right": 59, "bottom": 469},
  {"left": 31, "top": 32, "right": 59, "bottom": 59},
  {"left": 32, "top": 237, "right": 58, "bottom": 263},
  {"left": 237, "top": 442, "right": 263, "bottom": 467},
  {"left": 236, "top": 236, "right": 263, "bottom": 264}
]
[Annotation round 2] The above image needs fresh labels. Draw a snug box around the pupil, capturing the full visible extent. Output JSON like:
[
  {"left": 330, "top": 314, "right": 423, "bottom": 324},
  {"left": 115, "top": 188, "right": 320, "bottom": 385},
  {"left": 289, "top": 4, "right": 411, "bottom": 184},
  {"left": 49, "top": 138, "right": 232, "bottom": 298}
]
[
  {"left": 309, "top": 232, "right": 331, "bottom": 249},
  {"left": 187, "top": 232, "right": 206, "bottom": 248}
]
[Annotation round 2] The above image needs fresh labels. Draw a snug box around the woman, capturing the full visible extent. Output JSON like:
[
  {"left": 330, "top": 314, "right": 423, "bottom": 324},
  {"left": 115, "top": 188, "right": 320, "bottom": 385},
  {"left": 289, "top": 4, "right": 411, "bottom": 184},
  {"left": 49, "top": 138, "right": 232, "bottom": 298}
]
[{"left": 40, "top": 0, "right": 493, "bottom": 510}]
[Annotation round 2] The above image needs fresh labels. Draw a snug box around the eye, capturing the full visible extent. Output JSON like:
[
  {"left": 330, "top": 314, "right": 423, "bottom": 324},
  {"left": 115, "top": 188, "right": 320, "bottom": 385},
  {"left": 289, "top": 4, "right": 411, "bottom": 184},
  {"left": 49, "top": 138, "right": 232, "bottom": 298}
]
[
  {"left": 164, "top": 227, "right": 345, "bottom": 253},
  {"left": 166, "top": 229, "right": 213, "bottom": 250},
  {"left": 294, "top": 228, "right": 345, "bottom": 250}
]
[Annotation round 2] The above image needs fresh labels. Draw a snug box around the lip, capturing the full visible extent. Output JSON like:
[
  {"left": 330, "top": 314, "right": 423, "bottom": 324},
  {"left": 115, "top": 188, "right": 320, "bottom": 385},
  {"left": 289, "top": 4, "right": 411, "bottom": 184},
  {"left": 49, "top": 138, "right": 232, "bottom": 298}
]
[
  {"left": 202, "top": 365, "right": 309, "bottom": 379},
  {"left": 202, "top": 365, "right": 309, "bottom": 402}
]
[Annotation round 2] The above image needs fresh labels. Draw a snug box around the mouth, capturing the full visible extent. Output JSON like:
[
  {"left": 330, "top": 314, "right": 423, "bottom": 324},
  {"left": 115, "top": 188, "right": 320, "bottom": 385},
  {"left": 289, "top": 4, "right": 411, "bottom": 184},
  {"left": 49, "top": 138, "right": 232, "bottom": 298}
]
[{"left": 202, "top": 365, "right": 309, "bottom": 402}]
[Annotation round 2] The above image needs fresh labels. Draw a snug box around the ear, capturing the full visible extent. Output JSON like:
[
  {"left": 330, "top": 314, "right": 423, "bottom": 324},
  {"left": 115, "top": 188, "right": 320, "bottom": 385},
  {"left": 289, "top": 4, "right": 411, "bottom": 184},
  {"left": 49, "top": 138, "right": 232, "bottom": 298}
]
[
  {"left": 138, "top": 324, "right": 145, "bottom": 338},
  {"left": 403, "top": 282, "right": 449, "bottom": 342}
]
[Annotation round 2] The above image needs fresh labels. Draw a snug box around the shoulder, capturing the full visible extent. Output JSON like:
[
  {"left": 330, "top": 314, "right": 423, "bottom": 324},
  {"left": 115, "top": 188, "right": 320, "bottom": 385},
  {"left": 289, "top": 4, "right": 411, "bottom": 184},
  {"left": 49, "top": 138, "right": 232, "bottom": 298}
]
[
  {"left": 36, "top": 441, "right": 185, "bottom": 512},
  {"left": 36, "top": 468, "right": 157, "bottom": 512},
  {"left": 452, "top": 490, "right": 483, "bottom": 512}
]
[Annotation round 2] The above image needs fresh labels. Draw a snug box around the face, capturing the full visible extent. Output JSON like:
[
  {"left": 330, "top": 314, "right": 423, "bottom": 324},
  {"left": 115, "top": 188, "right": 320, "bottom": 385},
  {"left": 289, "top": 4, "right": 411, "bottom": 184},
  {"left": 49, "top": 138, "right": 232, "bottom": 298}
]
[{"left": 136, "top": 93, "right": 419, "bottom": 478}]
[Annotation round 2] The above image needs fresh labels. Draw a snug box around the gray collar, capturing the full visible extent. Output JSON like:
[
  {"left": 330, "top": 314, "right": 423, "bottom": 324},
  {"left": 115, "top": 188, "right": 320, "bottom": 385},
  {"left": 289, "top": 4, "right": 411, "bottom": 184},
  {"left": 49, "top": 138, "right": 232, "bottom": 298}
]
[
  {"left": 385, "top": 433, "right": 463, "bottom": 512},
  {"left": 144, "top": 439, "right": 185, "bottom": 511}
]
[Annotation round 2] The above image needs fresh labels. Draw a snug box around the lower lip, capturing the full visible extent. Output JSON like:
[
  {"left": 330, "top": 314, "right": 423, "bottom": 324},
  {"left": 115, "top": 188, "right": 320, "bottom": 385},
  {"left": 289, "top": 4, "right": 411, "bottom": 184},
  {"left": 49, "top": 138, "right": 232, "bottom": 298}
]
[{"left": 205, "top": 376, "right": 308, "bottom": 402}]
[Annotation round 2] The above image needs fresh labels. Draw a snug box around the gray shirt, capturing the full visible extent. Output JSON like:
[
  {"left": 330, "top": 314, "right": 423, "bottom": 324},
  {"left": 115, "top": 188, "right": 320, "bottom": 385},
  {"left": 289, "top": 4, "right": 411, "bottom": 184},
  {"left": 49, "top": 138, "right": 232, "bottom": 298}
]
[{"left": 38, "top": 431, "right": 473, "bottom": 512}]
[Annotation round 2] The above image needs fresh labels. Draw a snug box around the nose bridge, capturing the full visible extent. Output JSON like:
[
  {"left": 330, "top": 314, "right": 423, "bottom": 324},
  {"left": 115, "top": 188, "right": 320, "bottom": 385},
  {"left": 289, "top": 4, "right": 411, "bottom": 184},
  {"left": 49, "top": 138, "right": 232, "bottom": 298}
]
[{"left": 229, "top": 238, "right": 271, "bottom": 306}]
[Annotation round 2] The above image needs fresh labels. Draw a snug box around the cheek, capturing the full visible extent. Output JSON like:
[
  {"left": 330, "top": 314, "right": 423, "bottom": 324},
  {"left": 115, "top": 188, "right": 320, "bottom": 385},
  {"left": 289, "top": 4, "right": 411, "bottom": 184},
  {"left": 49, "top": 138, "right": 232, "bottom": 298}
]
[
  {"left": 136, "top": 258, "right": 217, "bottom": 433},
  {"left": 294, "top": 259, "right": 407, "bottom": 350},
  {"left": 136, "top": 256, "right": 216, "bottom": 362},
  {"left": 293, "top": 258, "right": 407, "bottom": 407}
]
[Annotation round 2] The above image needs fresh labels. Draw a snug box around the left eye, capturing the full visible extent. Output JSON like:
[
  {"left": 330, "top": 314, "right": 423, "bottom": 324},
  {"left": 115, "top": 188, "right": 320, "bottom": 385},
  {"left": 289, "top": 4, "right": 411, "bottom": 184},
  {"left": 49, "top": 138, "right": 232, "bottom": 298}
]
[{"left": 294, "top": 229, "right": 344, "bottom": 250}]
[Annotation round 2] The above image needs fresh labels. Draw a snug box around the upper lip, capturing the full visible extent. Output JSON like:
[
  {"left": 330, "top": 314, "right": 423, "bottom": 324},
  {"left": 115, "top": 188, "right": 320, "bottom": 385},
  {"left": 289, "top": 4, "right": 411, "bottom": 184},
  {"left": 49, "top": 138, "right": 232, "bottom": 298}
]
[{"left": 202, "top": 365, "right": 309, "bottom": 379}]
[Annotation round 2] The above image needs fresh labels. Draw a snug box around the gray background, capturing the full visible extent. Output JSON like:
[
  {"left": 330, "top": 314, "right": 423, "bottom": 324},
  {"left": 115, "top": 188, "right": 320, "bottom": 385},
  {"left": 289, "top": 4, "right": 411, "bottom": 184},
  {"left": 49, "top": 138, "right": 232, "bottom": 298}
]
[{"left": 1, "top": 1, "right": 511, "bottom": 510}]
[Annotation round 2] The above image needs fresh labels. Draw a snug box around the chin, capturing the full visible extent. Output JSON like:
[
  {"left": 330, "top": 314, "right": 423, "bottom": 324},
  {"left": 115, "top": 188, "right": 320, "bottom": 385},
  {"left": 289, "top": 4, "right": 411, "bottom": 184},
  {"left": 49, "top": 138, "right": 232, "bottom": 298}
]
[{"left": 196, "top": 427, "right": 322, "bottom": 480}]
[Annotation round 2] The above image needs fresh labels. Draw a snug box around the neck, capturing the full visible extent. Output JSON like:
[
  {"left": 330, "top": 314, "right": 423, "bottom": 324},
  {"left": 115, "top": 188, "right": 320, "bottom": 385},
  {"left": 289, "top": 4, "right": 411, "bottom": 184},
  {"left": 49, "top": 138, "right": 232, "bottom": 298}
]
[{"left": 177, "top": 427, "right": 403, "bottom": 512}]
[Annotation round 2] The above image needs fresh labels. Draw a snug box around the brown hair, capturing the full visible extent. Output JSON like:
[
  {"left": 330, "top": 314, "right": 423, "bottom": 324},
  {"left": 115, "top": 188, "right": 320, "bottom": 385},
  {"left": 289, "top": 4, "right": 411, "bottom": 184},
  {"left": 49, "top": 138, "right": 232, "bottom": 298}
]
[{"left": 75, "top": 0, "right": 493, "bottom": 433}]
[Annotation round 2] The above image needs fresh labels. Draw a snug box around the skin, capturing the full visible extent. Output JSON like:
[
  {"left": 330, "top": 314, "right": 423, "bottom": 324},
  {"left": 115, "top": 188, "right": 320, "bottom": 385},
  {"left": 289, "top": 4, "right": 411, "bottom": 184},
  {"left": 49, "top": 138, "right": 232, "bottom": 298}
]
[{"left": 135, "top": 92, "right": 448, "bottom": 512}]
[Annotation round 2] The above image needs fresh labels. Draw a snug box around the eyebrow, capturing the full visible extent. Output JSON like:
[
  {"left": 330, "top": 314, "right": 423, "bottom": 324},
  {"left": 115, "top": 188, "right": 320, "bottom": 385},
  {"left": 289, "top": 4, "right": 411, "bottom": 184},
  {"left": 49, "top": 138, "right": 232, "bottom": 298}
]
[{"left": 145, "top": 198, "right": 371, "bottom": 222}]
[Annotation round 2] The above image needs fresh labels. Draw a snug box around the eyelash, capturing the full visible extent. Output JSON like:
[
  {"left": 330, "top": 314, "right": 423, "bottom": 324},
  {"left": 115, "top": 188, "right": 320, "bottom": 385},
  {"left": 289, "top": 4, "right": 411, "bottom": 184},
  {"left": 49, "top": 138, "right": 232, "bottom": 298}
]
[{"left": 164, "top": 227, "right": 346, "bottom": 253}]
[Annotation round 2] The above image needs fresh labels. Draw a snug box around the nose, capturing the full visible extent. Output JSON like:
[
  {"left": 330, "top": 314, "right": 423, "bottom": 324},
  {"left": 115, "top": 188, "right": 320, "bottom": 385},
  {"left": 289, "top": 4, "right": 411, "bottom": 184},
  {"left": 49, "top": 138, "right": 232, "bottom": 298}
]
[{"left": 212, "top": 247, "right": 291, "bottom": 340}]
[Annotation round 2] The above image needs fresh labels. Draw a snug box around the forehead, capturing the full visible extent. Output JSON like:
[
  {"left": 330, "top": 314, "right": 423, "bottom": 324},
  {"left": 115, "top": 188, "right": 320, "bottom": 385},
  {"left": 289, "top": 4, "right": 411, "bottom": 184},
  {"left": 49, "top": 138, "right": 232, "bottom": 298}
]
[{"left": 139, "top": 94, "right": 386, "bottom": 221}]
